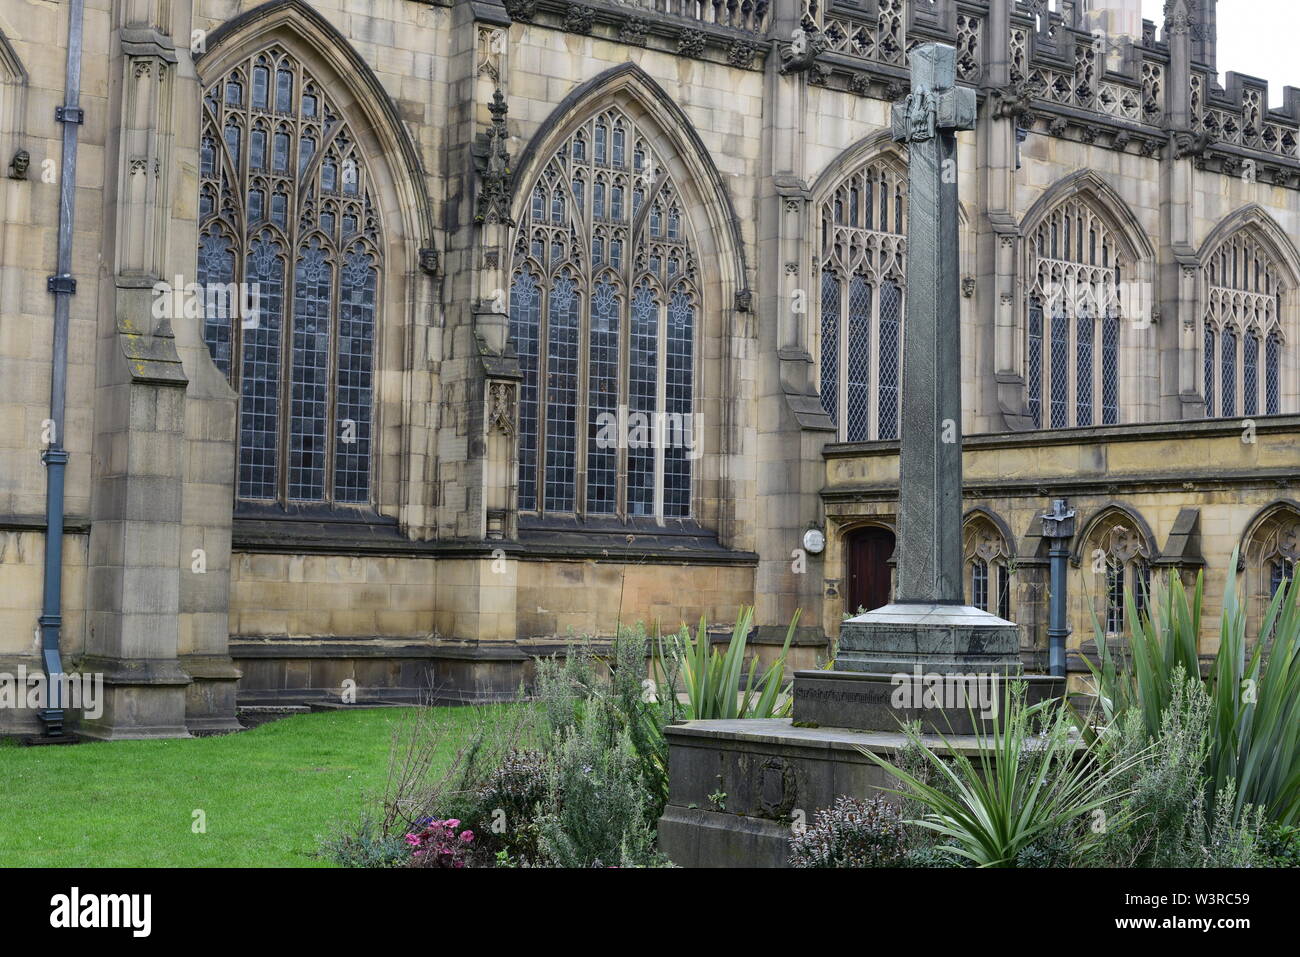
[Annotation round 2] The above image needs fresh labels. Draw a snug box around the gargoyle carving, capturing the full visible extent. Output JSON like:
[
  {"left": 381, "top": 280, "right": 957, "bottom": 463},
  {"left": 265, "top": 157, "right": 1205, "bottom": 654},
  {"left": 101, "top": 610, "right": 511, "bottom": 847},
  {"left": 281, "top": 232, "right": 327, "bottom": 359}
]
[
  {"left": 1172, "top": 129, "right": 1214, "bottom": 160},
  {"left": 779, "top": 27, "right": 827, "bottom": 76}
]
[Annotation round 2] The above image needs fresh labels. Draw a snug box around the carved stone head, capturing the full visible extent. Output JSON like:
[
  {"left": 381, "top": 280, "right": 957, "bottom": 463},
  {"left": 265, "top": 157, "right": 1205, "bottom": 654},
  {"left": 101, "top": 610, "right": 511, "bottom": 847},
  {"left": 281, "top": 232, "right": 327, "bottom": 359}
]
[{"left": 8, "top": 148, "right": 29, "bottom": 180}]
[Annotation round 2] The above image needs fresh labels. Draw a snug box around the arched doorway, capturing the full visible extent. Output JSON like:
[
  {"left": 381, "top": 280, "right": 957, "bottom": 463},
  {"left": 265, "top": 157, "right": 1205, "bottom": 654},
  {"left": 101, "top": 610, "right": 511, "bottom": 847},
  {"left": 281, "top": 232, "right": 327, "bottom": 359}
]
[{"left": 845, "top": 526, "right": 895, "bottom": 613}]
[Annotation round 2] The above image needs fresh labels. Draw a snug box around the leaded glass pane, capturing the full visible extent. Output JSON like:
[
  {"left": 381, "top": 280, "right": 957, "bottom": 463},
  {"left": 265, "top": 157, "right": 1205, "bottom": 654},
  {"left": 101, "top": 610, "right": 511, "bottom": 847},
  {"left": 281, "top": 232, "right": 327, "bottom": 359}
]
[
  {"left": 1050, "top": 310, "right": 1069, "bottom": 429},
  {"left": 511, "top": 271, "right": 541, "bottom": 511},
  {"left": 664, "top": 288, "right": 694, "bottom": 518},
  {"left": 1132, "top": 562, "right": 1151, "bottom": 625},
  {"left": 997, "top": 564, "right": 1011, "bottom": 621},
  {"left": 585, "top": 280, "right": 619, "bottom": 515},
  {"left": 1221, "top": 327, "right": 1238, "bottom": 418},
  {"left": 288, "top": 240, "right": 332, "bottom": 501},
  {"left": 198, "top": 230, "right": 235, "bottom": 377},
  {"left": 878, "top": 281, "right": 902, "bottom": 440},
  {"left": 1106, "top": 558, "right": 1125, "bottom": 634},
  {"left": 239, "top": 235, "right": 284, "bottom": 500},
  {"left": 970, "top": 559, "right": 989, "bottom": 612},
  {"left": 544, "top": 275, "right": 580, "bottom": 512},
  {"left": 1028, "top": 299, "right": 1043, "bottom": 428},
  {"left": 1267, "top": 333, "right": 1282, "bottom": 414},
  {"left": 335, "top": 247, "right": 375, "bottom": 503},
  {"left": 1076, "top": 309, "right": 1093, "bottom": 427},
  {"left": 627, "top": 285, "right": 658, "bottom": 517},
  {"left": 1101, "top": 312, "right": 1120, "bottom": 425},
  {"left": 819, "top": 270, "right": 840, "bottom": 426},
  {"left": 1244, "top": 334, "right": 1259, "bottom": 417},
  {"left": 846, "top": 276, "right": 872, "bottom": 442},
  {"left": 1204, "top": 324, "right": 1217, "bottom": 417},
  {"left": 1271, "top": 558, "right": 1294, "bottom": 597}
]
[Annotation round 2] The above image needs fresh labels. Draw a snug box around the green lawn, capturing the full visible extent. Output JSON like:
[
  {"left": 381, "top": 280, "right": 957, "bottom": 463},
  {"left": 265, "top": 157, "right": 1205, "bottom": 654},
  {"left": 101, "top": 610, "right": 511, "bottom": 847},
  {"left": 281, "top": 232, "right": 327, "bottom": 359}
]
[{"left": 0, "top": 706, "right": 487, "bottom": 867}]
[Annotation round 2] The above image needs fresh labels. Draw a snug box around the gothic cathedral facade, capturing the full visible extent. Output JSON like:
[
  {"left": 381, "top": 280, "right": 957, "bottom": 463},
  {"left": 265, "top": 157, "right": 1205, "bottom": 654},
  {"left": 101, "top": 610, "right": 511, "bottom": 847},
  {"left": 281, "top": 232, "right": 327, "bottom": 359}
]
[{"left": 0, "top": 0, "right": 1297, "bottom": 737}]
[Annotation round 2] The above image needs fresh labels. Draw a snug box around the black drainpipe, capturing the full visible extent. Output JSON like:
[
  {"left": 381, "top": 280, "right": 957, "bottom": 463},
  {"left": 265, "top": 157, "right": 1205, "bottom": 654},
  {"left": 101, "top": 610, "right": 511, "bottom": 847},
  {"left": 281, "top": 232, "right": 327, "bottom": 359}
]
[{"left": 39, "top": 0, "right": 85, "bottom": 737}]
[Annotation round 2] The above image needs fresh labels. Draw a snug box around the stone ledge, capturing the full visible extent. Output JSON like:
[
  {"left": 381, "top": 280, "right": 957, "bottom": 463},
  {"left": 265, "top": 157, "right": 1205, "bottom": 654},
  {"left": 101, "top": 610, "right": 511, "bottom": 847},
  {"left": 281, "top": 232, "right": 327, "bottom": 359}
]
[{"left": 660, "top": 718, "right": 995, "bottom": 867}]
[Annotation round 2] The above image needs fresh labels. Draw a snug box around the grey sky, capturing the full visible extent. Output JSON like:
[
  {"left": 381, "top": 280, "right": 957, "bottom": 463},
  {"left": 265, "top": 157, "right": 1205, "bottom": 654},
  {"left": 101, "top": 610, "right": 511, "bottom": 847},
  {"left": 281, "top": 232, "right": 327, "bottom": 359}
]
[{"left": 1141, "top": 0, "right": 1300, "bottom": 104}]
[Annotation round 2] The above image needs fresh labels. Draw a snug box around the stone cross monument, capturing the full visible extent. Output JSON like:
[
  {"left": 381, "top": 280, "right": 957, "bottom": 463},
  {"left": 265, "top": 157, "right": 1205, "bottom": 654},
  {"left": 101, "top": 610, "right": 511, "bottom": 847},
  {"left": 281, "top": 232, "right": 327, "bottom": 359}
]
[
  {"left": 793, "top": 45, "right": 1056, "bottom": 731},
  {"left": 888, "top": 43, "right": 974, "bottom": 606}
]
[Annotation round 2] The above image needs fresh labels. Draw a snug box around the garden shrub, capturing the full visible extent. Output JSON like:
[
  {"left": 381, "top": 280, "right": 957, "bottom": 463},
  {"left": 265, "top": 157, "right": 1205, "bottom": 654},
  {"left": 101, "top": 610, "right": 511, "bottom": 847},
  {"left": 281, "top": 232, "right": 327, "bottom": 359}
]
[
  {"left": 535, "top": 707, "right": 663, "bottom": 867},
  {"left": 406, "top": 818, "right": 477, "bottom": 869},
  {"left": 322, "top": 814, "right": 410, "bottom": 869},
  {"left": 788, "top": 795, "right": 908, "bottom": 868},
  {"left": 475, "top": 748, "right": 548, "bottom": 863},
  {"left": 1090, "top": 671, "right": 1270, "bottom": 868},
  {"left": 1257, "top": 821, "right": 1300, "bottom": 868}
]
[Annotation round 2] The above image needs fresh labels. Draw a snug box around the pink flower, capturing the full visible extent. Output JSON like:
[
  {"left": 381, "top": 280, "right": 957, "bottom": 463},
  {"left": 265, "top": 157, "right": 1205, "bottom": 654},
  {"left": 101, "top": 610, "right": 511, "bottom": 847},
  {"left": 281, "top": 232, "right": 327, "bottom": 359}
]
[
  {"left": 459, "top": 830, "right": 474, "bottom": 843},
  {"left": 404, "top": 834, "right": 420, "bottom": 846}
]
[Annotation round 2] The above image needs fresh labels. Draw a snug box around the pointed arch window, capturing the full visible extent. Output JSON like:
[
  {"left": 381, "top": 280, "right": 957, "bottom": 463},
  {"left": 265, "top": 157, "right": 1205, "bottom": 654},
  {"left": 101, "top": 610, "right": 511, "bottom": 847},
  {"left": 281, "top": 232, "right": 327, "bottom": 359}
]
[
  {"left": 1026, "top": 198, "right": 1127, "bottom": 429},
  {"left": 818, "top": 160, "right": 908, "bottom": 441},
  {"left": 1084, "top": 520, "right": 1152, "bottom": 636},
  {"left": 198, "top": 47, "right": 381, "bottom": 505},
  {"left": 1204, "top": 231, "right": 1286, "bottom": 418},
  {"left": 510, "top": 108, "right": 700, "bottom": 519},
  {"left": 1243, "top": 506, "right": 1300, "bottom": 639},
  {"left": 964, "top": 516, "right": 1013, "bottom": 622}
]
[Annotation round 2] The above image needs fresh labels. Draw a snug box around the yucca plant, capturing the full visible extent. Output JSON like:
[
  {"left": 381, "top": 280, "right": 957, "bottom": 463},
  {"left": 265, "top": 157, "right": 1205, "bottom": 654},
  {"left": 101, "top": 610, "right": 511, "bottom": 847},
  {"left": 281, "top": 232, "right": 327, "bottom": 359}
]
[
  {"left": 1085, "top": 567, "right": 1202, "bottom": 737},
  {"left": 861, "top": 687, "right": 1147, "bottom": 867},
  {"left": 654, "top": 606, "right": 799, "bottom": 719},
  {"left": 1086, "top": 548, "right": 1300, "bottom": 826},
  {"left": 1206, "top": 550, "right": 1300, "bottom": 825}
]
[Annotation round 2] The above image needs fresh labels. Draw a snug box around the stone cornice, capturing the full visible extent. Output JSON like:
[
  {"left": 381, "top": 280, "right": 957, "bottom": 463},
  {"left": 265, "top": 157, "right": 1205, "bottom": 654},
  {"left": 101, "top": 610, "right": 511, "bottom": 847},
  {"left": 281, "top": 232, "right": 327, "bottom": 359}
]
[{"left": 823, "top": 414, "right": 1300, "bottom": 456}]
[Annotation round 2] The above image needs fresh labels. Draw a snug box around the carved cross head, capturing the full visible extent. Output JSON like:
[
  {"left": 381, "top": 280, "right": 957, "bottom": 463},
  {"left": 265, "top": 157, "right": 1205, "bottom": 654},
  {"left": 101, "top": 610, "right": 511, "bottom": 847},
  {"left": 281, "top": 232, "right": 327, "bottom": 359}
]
[{"left": 890, "top": 43, "right": 976, "bottom": 145}]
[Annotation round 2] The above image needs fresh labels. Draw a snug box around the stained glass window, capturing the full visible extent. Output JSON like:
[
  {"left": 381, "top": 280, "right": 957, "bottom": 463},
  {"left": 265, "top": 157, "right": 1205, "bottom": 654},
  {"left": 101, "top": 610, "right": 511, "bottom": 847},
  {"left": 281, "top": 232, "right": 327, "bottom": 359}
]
[
  {"left": 199, "top": 47, "right": 381, "bottom": 505},
  {"left": 1027, "top": 198, "right": 1128, "bottom": 428},
  {"left": 510, "top": 108, "right": 699, "bottom": 519},
  {"left": 818, "top": 159, "right": 908, "bottom": 440},
  {"left": 1205, "top": 231, "right": 1286, "bottom": 418}
]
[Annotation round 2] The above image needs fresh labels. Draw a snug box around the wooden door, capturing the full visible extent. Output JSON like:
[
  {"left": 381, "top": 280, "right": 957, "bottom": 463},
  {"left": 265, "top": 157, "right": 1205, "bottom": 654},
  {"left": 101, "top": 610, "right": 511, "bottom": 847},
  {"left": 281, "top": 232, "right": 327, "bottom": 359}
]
[{"left": 846, "top": 526, "right": 895, "bottom": 613}]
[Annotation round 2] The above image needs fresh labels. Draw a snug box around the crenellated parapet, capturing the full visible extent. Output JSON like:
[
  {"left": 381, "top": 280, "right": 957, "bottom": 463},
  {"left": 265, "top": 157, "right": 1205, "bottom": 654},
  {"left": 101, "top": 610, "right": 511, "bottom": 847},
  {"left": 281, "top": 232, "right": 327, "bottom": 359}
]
[
  {"left": 501, "top": 0, "right": 773, "bottom": 69},
  {"left": 737, "top": 0, "right": 1300, "bottom": 187}
]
